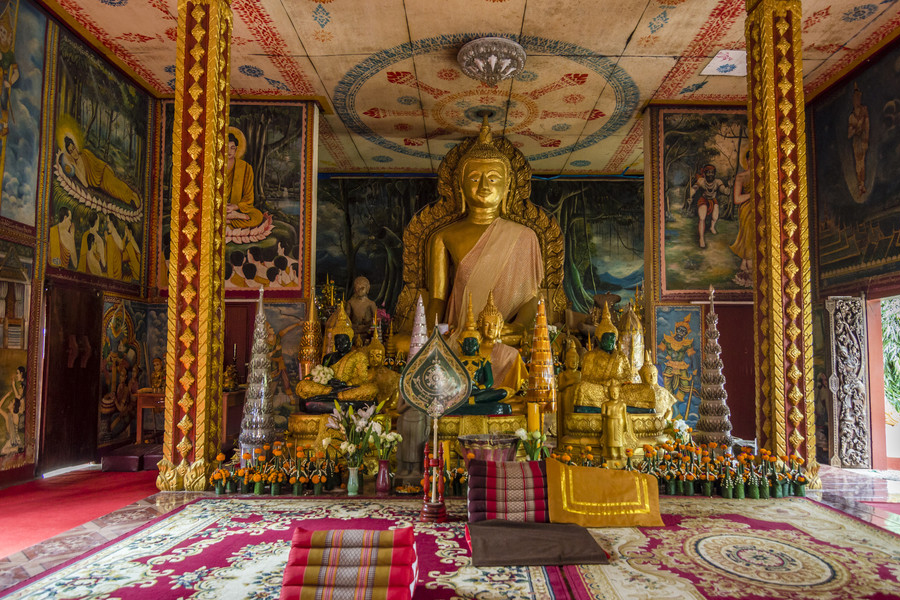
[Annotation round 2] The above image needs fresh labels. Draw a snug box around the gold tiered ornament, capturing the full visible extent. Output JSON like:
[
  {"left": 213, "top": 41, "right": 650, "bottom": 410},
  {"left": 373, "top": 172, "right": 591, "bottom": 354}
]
[
  {"left": 525, "top": 298, "right": 557, "bottom": 433},
  {"left": 399, "top": 327, "right": 472, "bottom": 522}
]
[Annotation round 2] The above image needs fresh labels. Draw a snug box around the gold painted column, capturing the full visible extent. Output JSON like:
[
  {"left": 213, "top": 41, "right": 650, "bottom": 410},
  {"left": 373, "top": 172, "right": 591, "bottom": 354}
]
[
  {"left": 745, "top": 0, "right": 818, "bottom": 484},
  {"left": 157, "top": 0, "right": 232, "bottom": 491}
]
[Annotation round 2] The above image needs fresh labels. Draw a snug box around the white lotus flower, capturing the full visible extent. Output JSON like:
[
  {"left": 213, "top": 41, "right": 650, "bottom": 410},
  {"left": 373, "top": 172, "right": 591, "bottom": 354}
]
[{"left": 515, "top": 428, "right": 528, "bottom": 440}]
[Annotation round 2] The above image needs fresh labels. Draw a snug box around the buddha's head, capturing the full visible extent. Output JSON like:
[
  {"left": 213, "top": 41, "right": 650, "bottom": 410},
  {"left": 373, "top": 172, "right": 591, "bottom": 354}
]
[
  {"left": 595, "top": 303, "right": 619, "bottom": 354},
  {"left": 456, "top": 118, "right": 512, "bottom": 214},
  {"left": 333, "top": 333, "right": 352, "bottom": 354},
  {"left": 638, "top": 350, "right": 658, "bottom": 384},
  {"left": 564, "top": 340, "right": 580, "bottom": 371},
  {"left": 352, "top": 276, "right": 370, "bottom": 298},
  {"left": 367, "top": 336, "right": 385, "bottom": 367},
  {"left": 477, "top": 291, "right": 503, "bottom": 343},
  {"left": 461, "top": 336, "right": 480, "bottom": 357}
]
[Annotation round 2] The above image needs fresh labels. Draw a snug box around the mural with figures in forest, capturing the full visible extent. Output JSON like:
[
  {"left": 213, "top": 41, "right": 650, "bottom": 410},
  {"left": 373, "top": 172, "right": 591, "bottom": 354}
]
[
  {"left": 159, "top": 102, "right": 309, "bottom": 295},
  {"left": 98, "top": 298, "right": 147, "bottom": 447},
  {"left": 315, "top": 177, "right": 644, "bottom": 317},
  {"left": 655, "top": 305, "right": 702, "bottom": 427},
  {"left": 654, "top": 107, "right": 752, "bottom": 300},
  {"left": 0, "top": 0, "right": 47, "bottom": 228},
  {"left": 0, "top": 239, "right": 32, "bottom": 468},
  {"left": 812, "top": 42, "right": 900, "bottom": 292},
  {"left": 49, "top": 30, "right": 150, "bottom": 284}
]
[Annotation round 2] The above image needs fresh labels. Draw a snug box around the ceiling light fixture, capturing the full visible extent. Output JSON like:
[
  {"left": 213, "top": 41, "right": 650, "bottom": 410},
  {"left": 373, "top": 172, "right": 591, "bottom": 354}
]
[{"left": 457, "top": 37, "right": 526, "bottom": 87}]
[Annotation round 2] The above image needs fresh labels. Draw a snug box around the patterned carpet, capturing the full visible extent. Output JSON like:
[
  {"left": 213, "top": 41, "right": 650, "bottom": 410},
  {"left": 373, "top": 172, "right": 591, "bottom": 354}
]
[{"left": 2, "top": 497, "right": 899, "bottom": 599}]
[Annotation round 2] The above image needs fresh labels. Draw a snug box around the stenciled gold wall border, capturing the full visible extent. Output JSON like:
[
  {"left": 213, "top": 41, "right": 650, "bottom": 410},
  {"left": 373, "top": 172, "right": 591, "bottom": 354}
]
[
  {"left": 745, "top": 0, "right": 818, "bottom": 483},
  {"left": 160, "top": 0, "right": 231, "bottom": 492}
]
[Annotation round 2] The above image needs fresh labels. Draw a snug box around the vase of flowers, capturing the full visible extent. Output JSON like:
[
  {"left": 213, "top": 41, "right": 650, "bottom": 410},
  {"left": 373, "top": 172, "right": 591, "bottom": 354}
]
[
  {"left": 516, "top": 428, "right": 550, "bottom": 461},
  {"left": 370, "top": 425, "right": 402, "bottom": 497},
  {"left": 328, "top": 400, "right": 384, "bottom": 496}
]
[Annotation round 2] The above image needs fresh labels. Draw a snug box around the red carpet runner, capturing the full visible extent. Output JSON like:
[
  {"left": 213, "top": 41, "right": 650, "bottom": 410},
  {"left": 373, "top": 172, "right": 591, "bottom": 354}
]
[{"left": 0, "top": 469, "right": 159, "bottom": 557}]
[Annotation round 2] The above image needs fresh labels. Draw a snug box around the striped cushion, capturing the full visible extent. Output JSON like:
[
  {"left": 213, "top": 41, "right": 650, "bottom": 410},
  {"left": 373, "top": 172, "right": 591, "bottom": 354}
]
[
  {"left": 280, "top": 527, "right": 417, "bottom": 600},
  {"left": 467, "top": 459, "right": 549, "bottom": 523}
]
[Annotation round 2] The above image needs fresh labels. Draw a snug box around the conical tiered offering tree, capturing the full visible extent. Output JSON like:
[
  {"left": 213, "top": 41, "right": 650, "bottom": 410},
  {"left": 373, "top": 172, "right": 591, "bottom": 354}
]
[
  {"left": 297, "top": 300, "right": 321, "bottom": 378},
  {"left": 238, "top": 289, "right": 278, "bottom": 463},
  {"left": 408, "top": 294, "right": 428, "bottom": 360},
  {"left": 694, "top": 287, "right": 733, "bottom": 447},
  {"left": 526, "top": 299, "right": 557, "bottom": 419}
]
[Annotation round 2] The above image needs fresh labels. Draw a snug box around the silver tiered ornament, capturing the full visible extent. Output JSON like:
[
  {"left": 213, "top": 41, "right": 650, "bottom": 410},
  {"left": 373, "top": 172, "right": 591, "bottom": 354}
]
[{"left": 238, "top": 289, "right": 278, "bottom": 465}]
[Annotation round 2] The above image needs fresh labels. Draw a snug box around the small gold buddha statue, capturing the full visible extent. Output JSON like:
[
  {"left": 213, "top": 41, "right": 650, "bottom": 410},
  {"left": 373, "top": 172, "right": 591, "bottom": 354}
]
[
  {"left": 139, "top": 356, "right": 165, "bottom": 393},
  {"left": 365, "top": 333, "right": 400, "bottom": 413},
  {"left": 425, "top": 117, "right": 543, "bottom": 339},
  {"left": 573, "top": 303, "right": 634, "bottom": 412},
  {"left": 477, "top": 291, "right": 528, "bottom": 394}
]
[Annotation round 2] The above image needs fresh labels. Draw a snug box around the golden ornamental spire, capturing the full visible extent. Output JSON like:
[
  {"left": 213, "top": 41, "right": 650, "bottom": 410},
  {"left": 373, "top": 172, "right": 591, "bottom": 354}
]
[
  {"left": 525, "top": 298, "right": 557, "bottom": 411},
  {"left": 459, "top": 292, "right": 481, "bottom": 343}
]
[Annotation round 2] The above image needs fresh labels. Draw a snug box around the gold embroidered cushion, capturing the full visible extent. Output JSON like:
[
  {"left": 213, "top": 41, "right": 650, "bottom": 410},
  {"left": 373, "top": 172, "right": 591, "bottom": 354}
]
[{"left": 546, "top": 459, "right": 663, "bottom": 527}]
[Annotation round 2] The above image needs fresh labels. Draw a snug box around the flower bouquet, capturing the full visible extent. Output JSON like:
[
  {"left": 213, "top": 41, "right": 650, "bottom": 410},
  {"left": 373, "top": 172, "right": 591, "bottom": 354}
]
[
  {"left": 209, "top": 452, "right": 233, "bottom": 494},
  {"left": 516, "top": 428, "right": 550, "bottom": 461},
  {"left": 328, "top": 400, "right": 384, "bottom": 469},
  {"left": 308, "top": 364, "right": 335, "bottom": 385}
]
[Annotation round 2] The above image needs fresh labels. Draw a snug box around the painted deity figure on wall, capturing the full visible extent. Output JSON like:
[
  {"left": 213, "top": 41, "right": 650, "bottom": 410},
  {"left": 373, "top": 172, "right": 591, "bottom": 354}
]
[
  {"left": 847, "top": 84, "right": 870, "bottom": 197},
  {"left": 729, "top": 149, "right": 754, "bottom": 288},
  {"left": 657, "top": 315, "right": 696, "bottom": 419},
  {"left": 0, "top": 3, "right": 19, "bottom": 146},
  {"left": 49, "top": 206, "right": 78, "bottom": 270},
  {"left": 60, "top": 136, "right": 141, "bottom": 208},
  {"left": 0, "top": 365, "right": 25, "bottom": 455},
  {"left": 691, "top": 165, "right": 729, "bottom": 249}
]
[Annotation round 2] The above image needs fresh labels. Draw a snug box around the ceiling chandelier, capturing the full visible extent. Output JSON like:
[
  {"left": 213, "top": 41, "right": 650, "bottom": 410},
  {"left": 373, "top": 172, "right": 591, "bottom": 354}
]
[{"left": 457, "top": 37, "right": 526, "bottom": 87}]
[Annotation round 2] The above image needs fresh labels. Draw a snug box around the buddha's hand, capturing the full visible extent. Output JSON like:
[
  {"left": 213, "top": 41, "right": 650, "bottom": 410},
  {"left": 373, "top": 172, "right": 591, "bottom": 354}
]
[{"left": 328, "top": 378, "right": 347, "bottom": 388}]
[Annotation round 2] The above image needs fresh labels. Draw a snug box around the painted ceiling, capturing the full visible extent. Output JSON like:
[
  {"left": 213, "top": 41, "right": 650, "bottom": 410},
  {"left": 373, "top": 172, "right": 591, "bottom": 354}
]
[{"left": 50, "top": 0, "right": 900, "bottom": 174}]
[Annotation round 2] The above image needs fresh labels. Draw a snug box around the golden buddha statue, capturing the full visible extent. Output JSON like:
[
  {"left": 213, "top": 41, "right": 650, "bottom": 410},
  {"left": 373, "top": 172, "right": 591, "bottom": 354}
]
[
  {"left": 393, "top": 115, "right": 565, "bottom": 347},
  {"left": 425, "top": 119, "right": 543, "bottom": 340},
  {"left": 556, "top": 339, "right": 582, "bottom": 438},
  {"left": 477, "top": 291, "right": 528, "bottom": 394},
  {"left": 364, "top": 331, "right": 400, "bottom": 413},
  {"left": 573, "top": 303, "right": 634, "bottom": 412}
]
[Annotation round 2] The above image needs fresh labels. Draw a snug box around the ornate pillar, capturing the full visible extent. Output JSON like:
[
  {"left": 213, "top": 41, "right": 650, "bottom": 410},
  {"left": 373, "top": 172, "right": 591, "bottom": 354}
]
[
  {"left": 157, "top": 0, "right": 232, "bottom": 491},
  {"left": 745, "top": 0, "right": 818, "bottom": 484}
]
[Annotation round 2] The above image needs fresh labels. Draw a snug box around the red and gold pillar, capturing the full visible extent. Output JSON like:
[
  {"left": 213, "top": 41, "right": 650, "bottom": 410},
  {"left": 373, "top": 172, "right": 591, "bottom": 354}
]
[
  {"left": 745, "top": 0, "right": 818, "bottom": 484},
  {"left": 157, "top": 0, "right": 232, "bottom": 491}
]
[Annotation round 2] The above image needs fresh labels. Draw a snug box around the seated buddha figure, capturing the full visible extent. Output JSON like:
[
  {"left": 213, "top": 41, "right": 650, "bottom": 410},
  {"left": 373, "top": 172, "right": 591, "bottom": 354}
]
[
  {"left": 295, "top": 333, "right": 378, "bottom": 413},
  {"left": 449, "top": 295, "right": 510, "bottom": 416},
  {"left": 573, "top": 304, "right": 635, "bottom": 414},
  {"left": 425, "top": 118, "right": 543, "bottom": 340},
  {"left": 477, "top": 291, "right": 528, "bottom": 394},
  {"left": 364, "top": 334, "right": 400, "bottom": 413}
]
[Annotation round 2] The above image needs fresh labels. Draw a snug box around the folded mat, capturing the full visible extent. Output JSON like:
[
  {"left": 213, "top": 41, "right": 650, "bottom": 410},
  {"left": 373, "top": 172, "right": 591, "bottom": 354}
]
[
  {"left": 466, "top": 520, "right": 609, "bottom": 567},
  {"left": 466, "top": 486, "right": 547, "bottom": 502},
  {"left": 546, "top": 459, "right": 663, "bottom": 527},
  {"left": 283, "top": 585, "right": 412, "bottom": 600},
  {"left": 467, "top": 459, "right": 547, "bottom": 480},
  {"left": 468, "top": 498, "right": 549, "bottom": 512},
  {"left": 468, "top": 508, "right": 549, "bottom": 523}
]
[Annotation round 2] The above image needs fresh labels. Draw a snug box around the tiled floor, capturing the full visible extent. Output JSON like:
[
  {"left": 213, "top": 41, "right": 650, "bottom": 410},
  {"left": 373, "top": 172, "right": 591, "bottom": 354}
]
[{"left": 0, "top": 466, "right": 897, "bottom": 593}]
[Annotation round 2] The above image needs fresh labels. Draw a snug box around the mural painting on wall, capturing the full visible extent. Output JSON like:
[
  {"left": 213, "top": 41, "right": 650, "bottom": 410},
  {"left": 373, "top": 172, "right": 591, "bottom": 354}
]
[
  {"left": 264, "top": 303, "right": 305, "bottom": 425},
  {"left": 0, "top": 0, "right": 46, "bottom": 228},
  {"left": 160, "top": 102, "right": 307, "bottom": 295},
  {"left": 49, "top": 30, "right": 149, "bottom": 284},
  {"left": 812, "top": 42, "right": 900, "bottom": 292},
  {"left": 531, "top": 179, "right": 644, "bottom": 314},
  {"left": 0, "top": 239, "right": 32, "bottom": 466},
  {"left": 98, "top": 298, "right": 147, "bottom": 447},
  {"left": 655, "top": 107, "right": 752, "bottom": 300},
  {"left": 655, "top": 305, "right": 701, "bottom": 427},
  {"left": 316, "top": 178, "right": 437, "bottom": 314}
]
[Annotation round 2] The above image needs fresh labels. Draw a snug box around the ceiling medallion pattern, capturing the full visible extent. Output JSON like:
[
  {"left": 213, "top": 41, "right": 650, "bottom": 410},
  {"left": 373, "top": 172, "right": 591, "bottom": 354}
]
[
  {"left": 457, "top": 36, "right": 526, "bottom": 87},
  {"left": 333, "top": 34, "right": 639, "bottom": 163}
]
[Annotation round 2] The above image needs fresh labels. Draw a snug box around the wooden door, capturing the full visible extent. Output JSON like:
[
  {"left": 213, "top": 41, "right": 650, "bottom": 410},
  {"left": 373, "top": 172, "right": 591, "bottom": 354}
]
[{"left": 39, "top": 279, "right": 103, "bottom": 474}]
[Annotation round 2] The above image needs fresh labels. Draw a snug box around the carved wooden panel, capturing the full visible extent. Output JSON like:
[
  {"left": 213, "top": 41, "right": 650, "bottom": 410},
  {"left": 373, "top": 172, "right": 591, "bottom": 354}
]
[{"left": 825, "top": 295, "right": 871, "bottom": 468}]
